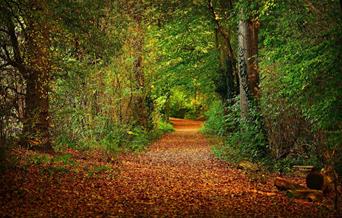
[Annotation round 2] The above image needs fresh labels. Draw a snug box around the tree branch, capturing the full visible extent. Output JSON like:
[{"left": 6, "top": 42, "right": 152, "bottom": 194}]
[{"left": 207, "top": 0, "right": 235, "bottom": 59}]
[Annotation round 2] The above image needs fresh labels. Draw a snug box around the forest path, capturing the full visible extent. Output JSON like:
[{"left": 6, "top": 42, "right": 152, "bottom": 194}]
[
  {"left": 110, "top": 118, "right": 321, "bottom": 217},
  {"left": 0, "top": 119, "right": 326, "bottom": 217}
]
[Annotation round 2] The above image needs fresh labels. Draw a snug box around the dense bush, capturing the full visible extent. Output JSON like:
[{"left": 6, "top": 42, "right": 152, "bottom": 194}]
[
  {"left": 207, "top": 98, "right": 267, "bottom": 163},
  {"left": 201, "top": 100, "right": 226, "bottom": 136}
]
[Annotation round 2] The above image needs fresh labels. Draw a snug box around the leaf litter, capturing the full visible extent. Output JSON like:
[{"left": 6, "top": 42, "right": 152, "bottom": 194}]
[{"left": 0, "top": 118, "right": 337, "bottom": 217}]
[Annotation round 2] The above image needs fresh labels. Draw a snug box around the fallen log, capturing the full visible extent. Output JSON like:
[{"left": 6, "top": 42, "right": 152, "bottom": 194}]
[
  {"left": 287, "top": 189, "right": 323, "bottom": 202},
  {"left": 275, "top": 177, "right": 324, "bottom": 202},
  {"left": 274, "top": 177, "right": 306, "bottom": 191}
]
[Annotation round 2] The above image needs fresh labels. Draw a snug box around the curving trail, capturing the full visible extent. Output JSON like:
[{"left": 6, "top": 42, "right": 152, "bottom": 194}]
[
  {"left": 108, "top": 118, "right": 322, "bottom": 217},
  {"left": 0, "top": 118, "right": 328, "bottom": 217}
]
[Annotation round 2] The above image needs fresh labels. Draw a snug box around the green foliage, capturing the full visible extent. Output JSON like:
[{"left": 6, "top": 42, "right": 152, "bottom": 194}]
[
  {"left": 227, "top": 120, "right": 266, "bottom": 161},
  {"left": 55, "top": 135, "right": 77, "bottom": 151},
  {"left": 210, "top": 0, "right": 342, "bottom": 173},
  {"left": 30, "top": 154, "right": 51, "bottom": 165},
  {"left": 29, "top": 153, "right": 76, "bottom": 168},
  {"left": 99, "top": 133, "right": 122, "bottom": 154},
  {"left": 167, "top": 89, "right": 205, "bottom": 119},
  {"left": 49, "top": 0, "right": 125, "bottom": 63},
  {"left": 157, "top": 120, "right": 174, "bottom": 133},
  {"left": 225, "top": 103, "right": 267, "bottom": 161},
  {"left": 127, "top": 127, "right": 149, "bottom": 152},
  {"left": 52, "top": 154, "right": 74, "bottom": 166},
  {"left": 211, "top": 144, "right": 242, "bottom": 163},
  {"left": 147, "top": 5, "right": 219, "bottom": 120},
  {"left": 206, "top": 98, "right": 267, "bottom": 162},
  {"left": 258, "top": 0, "right": 342, "bottom": 170},
  {"left": 201, "top": 100, "right": 226, "bottom": 136},
  {"left": 1, "top": 0, "right": 340, "bottom": 176}
]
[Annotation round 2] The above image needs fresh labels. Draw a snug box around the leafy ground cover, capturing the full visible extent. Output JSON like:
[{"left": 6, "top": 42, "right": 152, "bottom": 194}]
[{"left": 0, "top": 118, "right": 338, "bottom": 217}]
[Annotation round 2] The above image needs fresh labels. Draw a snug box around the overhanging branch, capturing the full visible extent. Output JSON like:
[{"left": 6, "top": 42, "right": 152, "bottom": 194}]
[{"left": 207, "top": 0, "right": 235, "bottom": 59}]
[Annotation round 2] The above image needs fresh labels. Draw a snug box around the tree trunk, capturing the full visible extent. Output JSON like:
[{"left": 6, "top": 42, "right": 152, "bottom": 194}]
[
  {"left": 23, "top": 71, "right": 50, "bottom": 150},
  {"left": 132, "top": 19, "right": 149, "bottom": 129},
  {"left": 238, "top": 10, "right": 261, "bottom": 118},
  {"left": 247, "top": 20, "right": 260, "bottom": 99},
  {"left": 22, "top": 0, "right": 51, "bottom": 151},
  {"left": 238, "top": 18, "right": 249, "bottom": 119},
  {"left": 208, "top": 0, "right": 237, "bottom": 103}
]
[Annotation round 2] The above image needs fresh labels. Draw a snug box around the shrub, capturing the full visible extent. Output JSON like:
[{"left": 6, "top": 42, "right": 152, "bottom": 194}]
[
  {"left": 201, "top": 100, "right": 226, "bottom": 136},
  {"left": 206, "top": 98, "right": 267, "bottom": 163},
  {"left": 225, "top": 101, "right": 268, "bottom": 161},
  {"left": 127, "top": 127, "right": 149, "bottom": 152},
  {"left": 157, "top": 119, "right": 174, "bottom": 133}
]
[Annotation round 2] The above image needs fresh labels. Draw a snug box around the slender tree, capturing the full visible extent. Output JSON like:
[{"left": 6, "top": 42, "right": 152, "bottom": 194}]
[
  {"left": 237, "top": 11, "right": 249, "bottom": 118},
  {"left": 208, "top": 0, "right": 238, "bottom": 103},
  {"left": 237, "top": 3, "right": 260, "bottom": 118}
]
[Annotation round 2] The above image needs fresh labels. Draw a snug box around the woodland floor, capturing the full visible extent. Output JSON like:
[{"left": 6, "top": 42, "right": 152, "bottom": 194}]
[{"left": 0, "top": 118, "right": 338, "bottom": 217}]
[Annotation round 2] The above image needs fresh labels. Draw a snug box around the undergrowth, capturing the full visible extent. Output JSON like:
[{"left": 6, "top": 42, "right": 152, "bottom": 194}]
[
  {"left": 205, "top": 98, "right": 323, "bottom": 173},
  {"left": 200, "top": 100, "right": 226, "bottom": 136},
  {"left": 54, "top": 119, "right": 174, "bottom": 155}
]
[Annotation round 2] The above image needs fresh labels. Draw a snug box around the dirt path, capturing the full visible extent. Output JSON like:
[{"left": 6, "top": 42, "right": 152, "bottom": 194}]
[
  {"left": 109, "top": 118, "right": 323, "bottom": 217},
  {"left": 0, "top": 118, "right": 330, "bottom": 217}
]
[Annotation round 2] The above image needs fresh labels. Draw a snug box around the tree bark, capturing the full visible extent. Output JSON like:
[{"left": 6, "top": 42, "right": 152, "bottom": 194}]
[
  {"left": 1, "top": 0, "right": 51, "bottom": 150},
  {"left": 22, "top": 0, "right": 52, "bottom": 151},
  {"left": 238, "top": 18, "right": 249, "bottom": 118},
  {"left": 208, "top": 0, "right": 237, "bottom": 103},
  {"left": 238, "top": 7, "right": 261, "bottom": 118},
  {"left": 247, "top": 20, "right": 260, "bottom": 99},
  {"left": 132, "top": 18, "right": 149, "bottom": 129}
]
